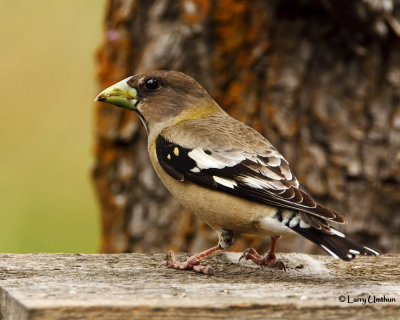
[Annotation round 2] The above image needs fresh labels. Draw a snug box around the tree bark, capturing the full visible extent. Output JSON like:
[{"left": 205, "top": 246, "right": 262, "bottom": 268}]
[{"left": 94, "top": 0, "right": 400, "bottom": 255}]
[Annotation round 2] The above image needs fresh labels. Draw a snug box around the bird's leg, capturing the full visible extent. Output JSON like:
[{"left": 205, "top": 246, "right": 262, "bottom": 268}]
[
  {"left": 239, "top": 236, "right": 286, "bottom": 271},
  {"left": 162, "top": 229, "right": 234, "bottom": 275},
  {"left": 264, "top": 236, "right": 286, "bottom": 270},
  {"left": 163, "top": 246, "right": 221, "bottom": 275}
]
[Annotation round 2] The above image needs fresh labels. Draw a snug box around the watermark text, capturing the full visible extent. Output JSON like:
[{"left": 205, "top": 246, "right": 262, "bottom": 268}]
[{"left": 338, "top": 295, "right": 396, "bottom": 305}]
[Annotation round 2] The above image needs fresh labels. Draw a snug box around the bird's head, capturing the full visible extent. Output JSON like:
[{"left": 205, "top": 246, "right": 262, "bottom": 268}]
[{"left": 95, "top": 71, "right": 221, "bottom": 135}]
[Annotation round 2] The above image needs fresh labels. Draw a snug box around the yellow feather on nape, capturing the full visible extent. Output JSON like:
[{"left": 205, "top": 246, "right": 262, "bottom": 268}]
[{"left": 174, "top": 103, "right": 222, "bottom": 124}]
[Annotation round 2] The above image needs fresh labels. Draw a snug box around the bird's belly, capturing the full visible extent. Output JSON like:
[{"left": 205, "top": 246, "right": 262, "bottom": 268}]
[
  {"left": 149, "top": 147, "right": 293, "bottom": 235},
  {"left": 168, "top": 181, "right": 273, "bottom": 233}
]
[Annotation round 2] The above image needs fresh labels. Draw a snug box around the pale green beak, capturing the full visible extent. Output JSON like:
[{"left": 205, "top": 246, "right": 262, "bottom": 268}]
[{"left": 95, "top": 77, "right": 137, "bottom": 110}]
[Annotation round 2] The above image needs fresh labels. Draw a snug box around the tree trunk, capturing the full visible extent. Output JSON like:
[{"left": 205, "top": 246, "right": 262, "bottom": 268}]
[{"left": 94, "top": 0, "right": 400, "bottom": 255}]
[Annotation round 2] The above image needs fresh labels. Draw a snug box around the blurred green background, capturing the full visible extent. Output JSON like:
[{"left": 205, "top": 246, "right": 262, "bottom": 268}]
[{"left": 0, "top": 0, "right": 106, "bottom": 252}]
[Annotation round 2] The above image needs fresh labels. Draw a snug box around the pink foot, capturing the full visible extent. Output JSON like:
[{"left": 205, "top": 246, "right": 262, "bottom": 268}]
[
  {"left": 162, "top": 246, "right": 220, "bottom": 275},
  {"left": 239, "top": 248, "right": 286, "bottom": 271}
]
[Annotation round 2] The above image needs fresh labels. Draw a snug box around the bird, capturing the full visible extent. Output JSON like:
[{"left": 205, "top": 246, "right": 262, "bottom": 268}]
[{"left": 95, "top": 70, "right": 380, "bottom": 275}]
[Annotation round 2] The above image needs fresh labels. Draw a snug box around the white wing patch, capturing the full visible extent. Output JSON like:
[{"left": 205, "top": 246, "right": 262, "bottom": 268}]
[
  {"left": 188, "top": 148, "right": 246, "bottom": 170},
  {"left": 188, "top": 148, "right": 226, "bottom": 169},
  {"left": 188, "top": 148, "right": 294, "bottom": 187},
  {"left": 213, "top": 176, "right": 237, "bottom": 189},
  {"left": 239, "top": 176, "right": 281, "bottom": 190},
  {"left": 188, "top": 147, "right": 300, "bottom": 200},
  {"left": 330, "top": 228, "right": 345, "bottom": 238}
]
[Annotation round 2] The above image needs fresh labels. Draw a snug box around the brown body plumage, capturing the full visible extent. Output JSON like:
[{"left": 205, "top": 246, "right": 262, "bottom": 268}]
[{"left": 96, "top": 70, "right": 379, "bottom": 275}]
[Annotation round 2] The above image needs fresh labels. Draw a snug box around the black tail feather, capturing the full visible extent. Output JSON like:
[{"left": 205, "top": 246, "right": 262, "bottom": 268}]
[{"left": 291, "top": 224, "right": 380, "bottom": 261}]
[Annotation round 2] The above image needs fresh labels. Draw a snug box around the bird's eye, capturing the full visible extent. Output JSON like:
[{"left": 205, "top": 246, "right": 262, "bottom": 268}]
[{"left": 144, "top": 78, "right": 160, "bottom": 90}]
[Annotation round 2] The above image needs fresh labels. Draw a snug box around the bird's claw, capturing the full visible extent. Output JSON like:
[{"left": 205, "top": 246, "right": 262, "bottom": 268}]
[
  {"left": 165, "top": 250, "right": 177, "bottom": 261},
  {"left": 238, "top": 247, "right": 286, "bottom": 271},
  {"left": 161, "top": 249, "right": 215, "bottom": 275},
  {"left": 266, "top": 259, "right": 286, "bottom": 271},
  {"left": 193, "top": 264, "right": 215, "bottom": 275},
  {"left": 238, "top": 248, "right": 252, "bottom": 261}
]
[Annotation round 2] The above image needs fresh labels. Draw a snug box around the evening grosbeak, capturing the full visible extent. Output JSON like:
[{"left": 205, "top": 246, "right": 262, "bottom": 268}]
[{"left": 96, "top": 70, "right": 379, "bottom": 275}]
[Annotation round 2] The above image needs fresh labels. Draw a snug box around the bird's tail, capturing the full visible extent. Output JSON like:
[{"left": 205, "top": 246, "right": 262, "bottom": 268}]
[
  {"left": 274, "top": 209, "right": 380, "bottom": 260},
  {"left": 291, "top": 222, "right": 380, "bottom": 261}
]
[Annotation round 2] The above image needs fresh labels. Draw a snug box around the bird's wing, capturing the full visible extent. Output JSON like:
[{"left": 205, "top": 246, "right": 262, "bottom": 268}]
[{"left": 155, "top": 134, "right": 346, "bottom": 226}]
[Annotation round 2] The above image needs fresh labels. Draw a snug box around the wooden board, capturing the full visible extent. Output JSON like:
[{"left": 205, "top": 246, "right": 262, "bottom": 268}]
[{"left": 0, "top": 253, "right": 399, "bottom": 319}]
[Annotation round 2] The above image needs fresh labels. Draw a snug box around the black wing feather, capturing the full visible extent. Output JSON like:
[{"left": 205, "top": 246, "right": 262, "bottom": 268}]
[{"left": 156, "top": 135, "right": 345, "bottom": 224}]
